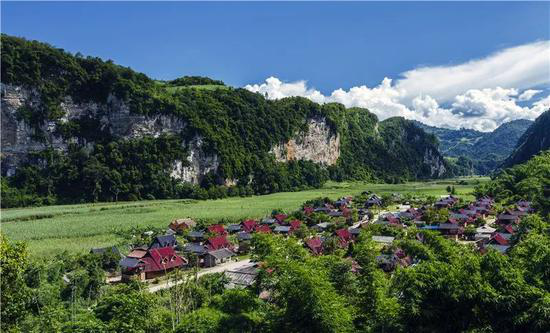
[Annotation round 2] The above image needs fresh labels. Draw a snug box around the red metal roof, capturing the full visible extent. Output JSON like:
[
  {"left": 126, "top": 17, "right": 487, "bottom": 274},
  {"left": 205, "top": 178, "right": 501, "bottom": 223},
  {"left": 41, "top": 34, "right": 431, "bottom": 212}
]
[
  {"left": 306, "top": 237, "right": 323, "bottom": 255},
  {"left": 142, "top": 247, "right": 186, "bottom": 273},
  {"left": 242, "top": 220, "right": 258, "bottom": 233},
  {"left": 208, "top": 236, "right": 231, "bottom": 250},
  {"left": 255, "top": 225, "right": 272, "bottom": 234},
  {"left": 290, "top": 220, "right": 301, "bottom": 231},
  {"left": 304, "top": 206, "right": 314, "bottom": 215},
  {"left": 208, "top": 224, "right": 227, "bottom": 235},
  {"left": 274, "top": 214, "right": 288, "bottom": 223},
  {"left": 491, "top": 233, "right": 509, "bottom": 246}
]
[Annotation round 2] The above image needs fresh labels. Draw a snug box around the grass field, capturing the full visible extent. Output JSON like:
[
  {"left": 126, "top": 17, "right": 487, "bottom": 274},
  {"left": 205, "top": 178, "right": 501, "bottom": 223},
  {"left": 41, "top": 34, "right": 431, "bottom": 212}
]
[{"left": 1, "top": 177, "right": 487, "bottom": 257}]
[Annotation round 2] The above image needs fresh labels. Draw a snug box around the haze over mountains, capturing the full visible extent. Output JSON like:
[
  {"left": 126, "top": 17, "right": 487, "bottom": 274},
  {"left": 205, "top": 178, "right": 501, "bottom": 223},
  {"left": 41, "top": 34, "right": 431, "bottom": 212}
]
[{"left": 414, "top": 119, "right": 534, "bottom": 174}]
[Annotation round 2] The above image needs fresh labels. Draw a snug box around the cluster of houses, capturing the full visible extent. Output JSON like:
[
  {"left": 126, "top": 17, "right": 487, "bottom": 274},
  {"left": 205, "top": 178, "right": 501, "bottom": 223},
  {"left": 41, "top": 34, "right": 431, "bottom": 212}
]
[{"left": 98, "top": 192, "right": 535, "bottom": 283}]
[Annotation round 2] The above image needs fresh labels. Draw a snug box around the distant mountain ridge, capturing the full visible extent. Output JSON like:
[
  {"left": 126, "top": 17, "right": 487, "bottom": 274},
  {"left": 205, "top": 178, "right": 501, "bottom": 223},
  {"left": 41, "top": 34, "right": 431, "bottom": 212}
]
[
  {"left": 413, "top": 119, "right": 533, "bottom": 174},
  {"left": 503, "top": 110, "right": 550, "bottom": 168}
]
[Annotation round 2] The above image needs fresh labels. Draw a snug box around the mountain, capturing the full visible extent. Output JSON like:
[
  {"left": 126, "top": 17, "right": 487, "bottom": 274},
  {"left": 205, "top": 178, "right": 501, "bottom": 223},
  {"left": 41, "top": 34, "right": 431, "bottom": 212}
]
[
  {"left": 503, "top": 110, "right": 550, "bottom": 167},
  {"left": 0, "top": 35, "right": 447, "bottom": 207},
  {"left": 414, "top": 119, "right": 533, "bottom": 174}
]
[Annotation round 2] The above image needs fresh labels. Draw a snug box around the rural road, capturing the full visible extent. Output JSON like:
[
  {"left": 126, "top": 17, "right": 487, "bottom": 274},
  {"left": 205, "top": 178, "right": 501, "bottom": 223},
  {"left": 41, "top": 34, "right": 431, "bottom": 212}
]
[{"left": 148, "top": 258, "right": 253, "bottom": 293}]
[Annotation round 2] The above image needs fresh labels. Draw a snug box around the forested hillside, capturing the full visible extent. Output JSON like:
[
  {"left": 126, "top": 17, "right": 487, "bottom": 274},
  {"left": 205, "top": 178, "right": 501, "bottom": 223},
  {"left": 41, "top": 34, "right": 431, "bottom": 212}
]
[
  {"left": 503, "top": 110, "right": 550, "bottom": 168},
  {"left": 1, "top": 35, "right": 448, "bottom": 207},
  {"left": 414, "top": 119, "right": 532, "bottom": 174}
]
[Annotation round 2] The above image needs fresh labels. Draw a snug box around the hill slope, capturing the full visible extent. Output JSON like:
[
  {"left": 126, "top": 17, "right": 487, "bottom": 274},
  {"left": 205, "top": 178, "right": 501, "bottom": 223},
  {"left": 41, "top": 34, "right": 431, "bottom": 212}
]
[
  {"left": 0, "top": 35, "right": 447, "bottom": 207},
  {"left": 414, "top": 119, "right": 532, "bottom": 174},
  {"left": 503, "top": 110, "right": 550, "bottom": 167}
]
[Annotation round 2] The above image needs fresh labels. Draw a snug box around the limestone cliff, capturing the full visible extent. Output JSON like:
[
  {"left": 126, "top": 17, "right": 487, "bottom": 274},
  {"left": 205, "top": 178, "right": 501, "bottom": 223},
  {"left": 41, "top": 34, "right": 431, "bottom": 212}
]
[{"left": 270, "top": 118, "right": 340, "bottom": 165}]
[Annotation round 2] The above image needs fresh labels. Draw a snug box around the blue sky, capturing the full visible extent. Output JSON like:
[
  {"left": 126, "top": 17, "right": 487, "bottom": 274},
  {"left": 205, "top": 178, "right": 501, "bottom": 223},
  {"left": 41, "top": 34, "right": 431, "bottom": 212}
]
[{"left": 2, "top": 1, "right": 550, "bottom": 131}]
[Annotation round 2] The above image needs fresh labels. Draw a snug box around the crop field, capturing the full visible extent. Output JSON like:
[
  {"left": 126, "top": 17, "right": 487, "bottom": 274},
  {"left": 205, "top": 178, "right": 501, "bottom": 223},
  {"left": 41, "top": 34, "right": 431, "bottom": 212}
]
[{"left": 1, "top": 177, "right": 487, "bottom": 257}]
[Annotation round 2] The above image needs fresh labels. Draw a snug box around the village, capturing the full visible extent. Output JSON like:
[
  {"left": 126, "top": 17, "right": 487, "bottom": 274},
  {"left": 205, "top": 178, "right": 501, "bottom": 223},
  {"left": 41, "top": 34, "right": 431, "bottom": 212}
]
[{"left": 88, "top": 190, "right": 536, "bottom": 292}]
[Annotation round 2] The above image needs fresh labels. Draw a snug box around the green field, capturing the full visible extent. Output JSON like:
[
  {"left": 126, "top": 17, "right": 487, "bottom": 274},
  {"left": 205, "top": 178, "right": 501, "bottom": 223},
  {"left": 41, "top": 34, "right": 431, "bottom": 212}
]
[{"left": 0, "top": 178, "right": 487, "bottom": 257}]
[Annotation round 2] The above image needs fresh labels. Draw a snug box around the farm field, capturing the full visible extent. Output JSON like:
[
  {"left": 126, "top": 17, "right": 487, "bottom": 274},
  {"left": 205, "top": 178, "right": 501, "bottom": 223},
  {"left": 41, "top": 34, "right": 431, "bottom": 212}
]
[{"left": 1, "top": 177, "right": 488, "bottom": 257}]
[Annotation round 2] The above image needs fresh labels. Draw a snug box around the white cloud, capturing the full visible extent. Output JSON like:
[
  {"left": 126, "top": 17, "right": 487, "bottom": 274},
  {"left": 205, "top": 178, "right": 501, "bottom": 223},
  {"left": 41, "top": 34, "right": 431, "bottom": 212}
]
[
  {"left": 395, "top": 41, "right": 550, "bottom": 103},
  {"left": 244, "top": 41, "right": 550, "bottom": 132},
  {"left": 518, "top": 89, "right": 542, "bottom": 101}
]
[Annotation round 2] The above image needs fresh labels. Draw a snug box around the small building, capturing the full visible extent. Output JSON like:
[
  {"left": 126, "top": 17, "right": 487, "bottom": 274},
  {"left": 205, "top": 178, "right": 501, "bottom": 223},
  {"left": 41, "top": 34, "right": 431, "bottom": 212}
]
[
  {"left": 237, "top": 231, "right": 252, "bottom": 242},
  {"left": 306, "top": 237, "right": 323, "bottom": 255},
  {"left": 224, "top": 265, "right": 260, "bottom": 289},
  {"left": 187, "top": 230, "right": 205, "bottom": 241},
  {"left": 312, "top": 222, "right": 331, "bottom": 232},
  {"left": 204, "top": 248, "right": 236, "bottom": 267},
  {"left": 274, "top": 225, "right": 291, "bottom": 234},
  {"left": 120, "top": 247, "right": 187, "bottom": 281},
  {"left": 227, "top": 224, "right": 242, "bottom": 233},
  {"left": 207, "top": 235, "right": 232, "bottom": 251},
  {"left": 274, "top": 214, "right": 288, "bottom": 223},
  {"left": 335, "top": 228, "right": 352, "bottom": 247},
  {"left": 242, "top": 220, "right": 258, "bottom": 233},
  {"left": 289, "top": 220, "right": 302, "bottom": 231},
  {"left": 168, "top": 218, "right": 196, "bottom": 234},
  {"left": 261, "top": 218, "right": 277, "bottom": 225},
  {"left": 255, "top": 225, "right": 272, "bottom": 234},
  {"left": 183, "top": 243, "right": 208, "bottom": 256},
  {"left": 208, "top": 224, "right": 227, "bottom": 236},
  {"left": 149, "top": 235, "right": 177, "bottom": 249}
]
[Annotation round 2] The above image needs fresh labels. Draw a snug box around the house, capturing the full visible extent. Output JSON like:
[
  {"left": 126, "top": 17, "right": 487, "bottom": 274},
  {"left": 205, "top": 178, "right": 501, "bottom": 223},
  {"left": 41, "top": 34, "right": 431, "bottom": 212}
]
[
  {"left": 226, "top": 224, "right": 242, "bottom": 233},
  {"left": 314, "top": 207, "right": 332, "bottom": 214},
  {"left": 261, "top": 218, "right": 277, "bottom": 225},
  {"left": 204, "top": 248, "right": 236, "bottom": 267},
  {"left": 502, "top": 224, "right": 517, "bottom": 234},
  {"left": 208, "top": 224, "right": 227, "bottom": 236},
  {"left": 306, "top": 237, "right": 323, "bottom": 255},
  {"left": 274, "top": 214, "right": 288, "bottom": 223},
  {"left": 208, "top": 236, "right": 232, "bottom": 251},
  {"left": 183, "top": 243, "right": 208, "bottom": 256},
  {"left": 120, "top": 247, "right": 187, "bottom": 281},
  {"left": 484, "top": 234, "right": 510, "bottom": 253},
  {"left": 127, "top": 246, "right": 148, "bottom": 259},
  {"left": 274, "top": 225, "right": 291, "bottom": 234},
  {"left": 242, "top": 219, "right": 258, "bottom": 233},
  {"left": 149, "top": 234, "right": 177, "bottom": 249},
  {"left": 335, "top": 228, "right": 352, "bottom": 247},
  {"left": 476, "top": 225, "right": 496, "bottom": 235},
  {"left": 289, "top": 220, "right": 302, "bottom": 231},
  {"left": 372, "top": 235, "right": 395, "bottom": 245},
  {"left": 168, "top": 218, "right": 196, "bottom": 234},
  {"left": 187, "top": 230, "right": 205, "bottom": 241},
  {"left": 365, "top": 195, "right": 382, "bottom": 207},
  {"left": 224, "top": 264, "right": 260, "bottom": 289},
  {"left": 255, "top": 225, "right": 272, "bottom": 234},
  {"left": 328, "top": 211, "right": 344, "bottom": 218},
  {"left": 438, "top": 223, "right": 464, "bottom": 239},
  {"left": 312, "top": 222, "right": 331, "bottom": 232},
  {"left": 303, "top": 206, "right": 314, "bottom": 215},
  {"left": 236, "top": 232, "right": 252, "bottom": 242}
]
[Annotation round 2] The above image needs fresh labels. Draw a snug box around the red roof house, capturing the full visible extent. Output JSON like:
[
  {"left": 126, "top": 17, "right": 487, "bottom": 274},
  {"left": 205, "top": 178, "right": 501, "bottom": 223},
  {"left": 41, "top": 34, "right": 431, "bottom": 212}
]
[
  {"left": 306, "top": 237, "right": 323, "bottom": 255},
  {"left": 335, "top": 228, "right": 352, "bottom": 247},
  {"left": 290, "top": 220, "right": 302, "bottom": 231},
  {"left": 489, "top": 233, "right": 509, "bottom": 246},
  {"left": 242, "top": 219, "right": 258, "bottom": 233},
  {"left": 121, "top": 247, "right": 187, "bottom": 280},
  {"left": 274, "top": 214, "right": 288, "bottom": 223},
  {"left": 208, "top": 224, "right": 227, "bottom": 236},
  {"left": 255, "top": 225, "right": 272, "bottom": 234},
  {"left": 304, "top": 206, "right": 314, "bottom": 215},
  {"left": 207, "top": 236, "right": 232, "bottom": 251}
]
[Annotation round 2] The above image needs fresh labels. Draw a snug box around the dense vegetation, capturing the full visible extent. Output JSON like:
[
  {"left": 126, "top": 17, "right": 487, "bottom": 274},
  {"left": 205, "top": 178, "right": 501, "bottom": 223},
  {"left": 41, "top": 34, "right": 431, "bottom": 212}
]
[
  {"left": 2, "top": 163, "right": 549, "bottom": 332},
  {"left": 1, "top": 35, "right": 448, "bottom": 207},
  {"left": 503, "top": 110, "right": 550, "bottom": 168},
  {"left": 415, "top": 119, "right": 533, "bottom": 175},
  {"left": 475, "top": 150, "right": 550, "bottom": 216}
]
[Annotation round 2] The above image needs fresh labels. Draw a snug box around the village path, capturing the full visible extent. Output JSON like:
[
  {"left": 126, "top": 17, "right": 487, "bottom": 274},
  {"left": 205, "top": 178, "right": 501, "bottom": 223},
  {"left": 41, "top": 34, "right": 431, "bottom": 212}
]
[{"left": 148, "top": 258, "right": 253, "bottom": 293}]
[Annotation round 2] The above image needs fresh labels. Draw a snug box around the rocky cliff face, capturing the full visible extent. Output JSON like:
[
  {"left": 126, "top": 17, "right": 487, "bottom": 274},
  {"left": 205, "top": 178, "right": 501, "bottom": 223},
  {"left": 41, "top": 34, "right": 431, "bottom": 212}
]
[
  {"left": 270, "top": 118, "right": 340, "bottom": 165},
  {"left": 2, "top": 84, "right": 341, "bottom": 183},
  {"left": 1, "top": 83, "right": 186, "bottom": 177},
  {"left": 423, "top": 148, "right": 447, "bottom": 178}
]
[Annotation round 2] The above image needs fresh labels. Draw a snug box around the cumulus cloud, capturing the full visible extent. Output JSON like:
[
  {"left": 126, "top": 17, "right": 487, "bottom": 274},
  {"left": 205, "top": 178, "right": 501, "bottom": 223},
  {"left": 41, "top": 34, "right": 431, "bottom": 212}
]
[{"left": 244, "top": 41, "right": 550, "bottom": 132}]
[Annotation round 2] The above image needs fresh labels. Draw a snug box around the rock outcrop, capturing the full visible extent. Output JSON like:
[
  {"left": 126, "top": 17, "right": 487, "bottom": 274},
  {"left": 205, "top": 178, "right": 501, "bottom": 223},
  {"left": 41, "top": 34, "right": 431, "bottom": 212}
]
[{"left": 270, "top": 118, "right": 340, "bottom": 165}]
